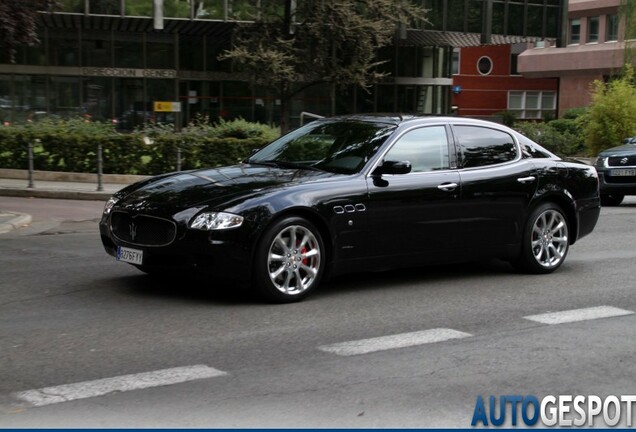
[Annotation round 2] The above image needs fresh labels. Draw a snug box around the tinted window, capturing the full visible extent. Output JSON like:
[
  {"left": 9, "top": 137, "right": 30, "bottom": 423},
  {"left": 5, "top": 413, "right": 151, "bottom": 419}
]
[
  {"left": 516, "top": 133, "right": 553, "bottom": 159},
  {"left": 384, "top": 126, "right": 450, "bottom": 172},
  {"left": 455, "top": 126, "right": 518, "bottom": 168}
]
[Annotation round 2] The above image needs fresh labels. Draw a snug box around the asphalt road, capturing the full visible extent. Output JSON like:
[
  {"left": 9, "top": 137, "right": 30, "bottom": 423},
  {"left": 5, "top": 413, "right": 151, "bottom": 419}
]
[{"left": 1, "top": 196, "right": 635, "bottom": 427}]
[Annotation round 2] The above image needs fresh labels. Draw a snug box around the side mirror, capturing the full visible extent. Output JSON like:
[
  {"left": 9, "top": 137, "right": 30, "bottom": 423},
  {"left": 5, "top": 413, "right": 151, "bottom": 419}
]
[{"left": 373, "top": 160, "right": 412, "bottom": 176}]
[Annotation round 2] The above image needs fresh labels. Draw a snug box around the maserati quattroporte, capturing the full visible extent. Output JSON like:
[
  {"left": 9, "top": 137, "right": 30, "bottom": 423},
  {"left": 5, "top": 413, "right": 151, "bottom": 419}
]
[{"left": 100, "top": 115, "right": 601, "bottom": 302}]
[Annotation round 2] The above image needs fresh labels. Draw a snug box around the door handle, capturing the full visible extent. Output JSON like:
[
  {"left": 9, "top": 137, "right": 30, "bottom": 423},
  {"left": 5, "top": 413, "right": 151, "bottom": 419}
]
[
  {"left": 517, "top": 176, "right": 536, "bottom": 184},
  {"left": 437, "top": 182, "right": 458, "bottom": 192}
]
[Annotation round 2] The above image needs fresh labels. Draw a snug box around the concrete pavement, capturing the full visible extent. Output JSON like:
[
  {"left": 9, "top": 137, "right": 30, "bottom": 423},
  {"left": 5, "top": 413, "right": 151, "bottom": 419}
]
[{"left": 0, "top": 211, "right": 32, "bottom": 234}]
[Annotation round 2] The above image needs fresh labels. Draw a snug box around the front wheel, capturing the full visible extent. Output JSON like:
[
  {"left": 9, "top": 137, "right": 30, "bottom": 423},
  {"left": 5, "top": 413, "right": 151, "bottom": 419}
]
[
  {"left": 253, "top": 216, "right": 325, "bottom": 303},
  {"left": 515, "top": 203, "right": 570, "bottom": 274}
]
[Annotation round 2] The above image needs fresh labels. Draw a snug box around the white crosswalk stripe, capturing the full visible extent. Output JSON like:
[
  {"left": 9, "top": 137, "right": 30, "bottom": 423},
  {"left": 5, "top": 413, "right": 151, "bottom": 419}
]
[
  {"left": 318, "top": 328, "right": 472, "bottom": 356},
  {"left": 13, "top": 364, "right": 227, "bottom": 407},
  {"left": 524, "top": 305, "right": 634, "bottom": 325}
]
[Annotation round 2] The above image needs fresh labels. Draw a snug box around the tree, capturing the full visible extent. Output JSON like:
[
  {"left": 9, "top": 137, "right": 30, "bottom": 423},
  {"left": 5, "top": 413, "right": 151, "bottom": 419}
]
[
  {"left": 582, "top": 65, "right": 636, "bottom": 156},
  {"left": 0, "top": 0, "right": 60, "bottom": 63},
  {"left": 621, "top": 0, "right": 636, "bottom": 66},
  {"left": 220, "top": 0, "right": 427, "bottom": 133}
]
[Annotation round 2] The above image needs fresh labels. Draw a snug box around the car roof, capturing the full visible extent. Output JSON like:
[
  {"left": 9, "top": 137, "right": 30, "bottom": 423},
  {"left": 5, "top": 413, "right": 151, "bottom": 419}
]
[{"left": 322, "top": 114, "right": 504, "bottom": 128}]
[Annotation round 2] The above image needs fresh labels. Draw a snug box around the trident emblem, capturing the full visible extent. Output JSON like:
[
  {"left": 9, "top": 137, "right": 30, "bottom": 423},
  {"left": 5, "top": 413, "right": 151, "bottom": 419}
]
[{"left": 129, "top": 222, "right": 138, "bottom": 241}]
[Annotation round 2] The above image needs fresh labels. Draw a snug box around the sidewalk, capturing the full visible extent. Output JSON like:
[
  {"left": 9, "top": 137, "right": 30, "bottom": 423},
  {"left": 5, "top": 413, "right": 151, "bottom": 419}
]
[
  {"left": 0, "top": 169, "right": 146, "bottom": 234},
  {"left": 0, "top": 169, "right": 148, "bottom": 201}
]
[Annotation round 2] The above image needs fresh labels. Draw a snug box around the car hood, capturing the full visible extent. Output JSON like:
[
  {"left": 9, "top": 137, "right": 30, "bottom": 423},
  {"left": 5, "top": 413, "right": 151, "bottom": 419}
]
[
  {"left": 598, "top": 144, "right": 636, "bottom": 156},
  {"left": 114, "top": 164, "right": 338, "bottom": 214}
]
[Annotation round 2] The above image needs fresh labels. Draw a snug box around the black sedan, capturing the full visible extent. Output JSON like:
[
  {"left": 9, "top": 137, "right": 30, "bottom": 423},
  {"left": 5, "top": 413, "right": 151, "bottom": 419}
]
[
  {"left": 100, "top": 115, "right": 600, "bottom": 302},
  {"left": 594, "top": 138, "right": 636, "bottom": 206}
]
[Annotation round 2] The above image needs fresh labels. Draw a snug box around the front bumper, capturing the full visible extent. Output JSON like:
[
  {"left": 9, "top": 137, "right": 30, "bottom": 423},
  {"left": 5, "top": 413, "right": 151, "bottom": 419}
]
[
  {"left": 597, "top": 170, "right": 636, "bottom": 196},
  {"left": 99, "top": 218, "right": 253, "bottom": 283}
]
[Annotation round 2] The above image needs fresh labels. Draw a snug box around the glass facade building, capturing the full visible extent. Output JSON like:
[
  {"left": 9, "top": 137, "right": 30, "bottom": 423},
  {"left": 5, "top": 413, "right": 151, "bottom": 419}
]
[{"left": 0, "top": 0, "right": 563, "bottom": 129}]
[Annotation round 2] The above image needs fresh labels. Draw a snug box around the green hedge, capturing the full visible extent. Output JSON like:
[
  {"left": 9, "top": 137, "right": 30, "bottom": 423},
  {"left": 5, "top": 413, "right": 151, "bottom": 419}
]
[
  {"left": 514, "top": 108, "right": 587, "bottom": 157},
  {"left": 0, "top": 118, "right": 278, "bottom": 175}
]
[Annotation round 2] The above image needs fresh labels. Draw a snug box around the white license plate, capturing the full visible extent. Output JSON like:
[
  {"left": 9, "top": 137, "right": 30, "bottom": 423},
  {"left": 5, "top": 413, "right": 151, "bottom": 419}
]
[
  {"left": 117, "top": 246, "right": 143, "bottom": 265},
  {"left": 610, "top": 168, "right": 636, "bottom": 176}
]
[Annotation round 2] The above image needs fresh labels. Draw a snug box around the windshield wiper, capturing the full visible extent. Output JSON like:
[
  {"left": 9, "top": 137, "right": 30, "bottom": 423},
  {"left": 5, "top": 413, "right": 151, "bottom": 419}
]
[{"left": 249, "top": 160, "right": 323, "bottom": 172}]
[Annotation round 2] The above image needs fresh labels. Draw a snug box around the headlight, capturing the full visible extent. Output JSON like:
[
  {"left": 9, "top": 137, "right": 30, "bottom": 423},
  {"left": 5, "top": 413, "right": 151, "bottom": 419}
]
[
  {"left": 190, "top": 212, "right": 244, "bottom": 230},
  {"left": 594, "top": 157, "right": 607, "bottom": 167},
  {"left": 103, "top": 197, "right": 118, "bottom": 214}
]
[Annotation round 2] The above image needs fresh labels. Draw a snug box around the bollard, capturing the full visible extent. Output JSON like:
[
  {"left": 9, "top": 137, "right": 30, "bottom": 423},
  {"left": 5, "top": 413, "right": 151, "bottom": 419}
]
[
  {"left": 176, "top": 147, "right": 182, "bottom": 172},
  {"left": 97, "top": 144, "right": 104, "bottom": 192},
  {"left": 27, "top": 140, "right": 36, "bottom": 189}
]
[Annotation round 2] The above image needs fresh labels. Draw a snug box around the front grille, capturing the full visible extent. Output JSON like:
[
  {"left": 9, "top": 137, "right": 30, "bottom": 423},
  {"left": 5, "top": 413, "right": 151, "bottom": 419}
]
[
  {"left": 110, "top": 211, "right": 177, "bottom": 247},
  {"left": 607, "top": 156, "right": 636, "bottom": 167}
]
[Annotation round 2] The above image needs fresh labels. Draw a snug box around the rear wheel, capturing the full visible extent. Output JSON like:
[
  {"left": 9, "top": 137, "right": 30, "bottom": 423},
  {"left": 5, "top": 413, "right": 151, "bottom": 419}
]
[
  {"left": 253, "top": 216, "right": 325, "bottom": 303},
  {"left": 515, "top": 203, "right": 570, "bottom": 274},
  {"left": 600, "top": 194, "right": 624, "bottom": 206}
]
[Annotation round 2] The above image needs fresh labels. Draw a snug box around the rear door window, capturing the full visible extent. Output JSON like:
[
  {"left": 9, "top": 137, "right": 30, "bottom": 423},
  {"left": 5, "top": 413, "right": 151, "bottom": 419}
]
[{"left": 453, "top": 125, "right": 518, "bottom": 168}]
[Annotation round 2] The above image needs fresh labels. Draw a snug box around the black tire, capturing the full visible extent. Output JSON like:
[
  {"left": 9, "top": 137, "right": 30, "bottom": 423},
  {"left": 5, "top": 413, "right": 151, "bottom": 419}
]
[
  {"left": 514, "top": 203, "right": 570, "bottom": 274},
  {"left": 600, "top": 194, "right": 624, "bottom": 206},
  {"left": 253, "top": 216, "right": 325, "bottom": 303}
]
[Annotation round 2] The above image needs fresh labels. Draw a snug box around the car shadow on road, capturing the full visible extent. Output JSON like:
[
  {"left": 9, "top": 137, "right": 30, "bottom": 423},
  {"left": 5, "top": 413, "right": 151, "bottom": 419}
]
[
  {"left": 316, "top": 259, "right": 518, "bottom": 298},
  {"left": 111, "top": 272, "right": 262, "bottom": 306},
  {"left": 109, "top": 258, "right": 518, "bottom": 305}
]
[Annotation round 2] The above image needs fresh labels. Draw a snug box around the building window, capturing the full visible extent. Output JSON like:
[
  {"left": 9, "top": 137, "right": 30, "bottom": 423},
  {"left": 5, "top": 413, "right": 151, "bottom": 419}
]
[
  {"left": 114, "top": 33, "right": 144, "bottom": 68},
  {"left": 451, "top": 48, "right": 459, "bottom": 75},
  {"left": 50, "top": 76, "right": 81, "bottom": 118},
  {"left": 569, "top": 19, "right": 581, "bottom": 44},
  {"left": 587, "top": 17, "right": 599, "bottom": 43},
  {"left": 477, "top": 56, "right": 493, "bottom": 75},
  {"left": 146, "top": 34, "right": 175, "bottom": 69},
  {"left": 607, "top": 14, "right": 619, "bottom": 42},
  {"left": 82, "top": 32, "right": 112, "bottom": 67},
  {"left": 508, "top": 91, "right": 556, "bottom": 120},
  {"left": 510, "top": 53, "right": 519, "bottom": 75},
  {"left": 48, "top": 31, "right": 80, "bottom": 67},
  {"left": 179, "top": 36, "right": 204, "bottom": 70}
]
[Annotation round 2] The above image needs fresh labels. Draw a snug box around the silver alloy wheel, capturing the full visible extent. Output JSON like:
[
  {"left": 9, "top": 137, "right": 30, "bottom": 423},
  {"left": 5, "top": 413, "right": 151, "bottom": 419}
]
[
  {"left": 531, "top": 209, "right": 568, "bottom": 268},
  {"left": 267, "top": 224, "right": 321, "bottom": 295}
]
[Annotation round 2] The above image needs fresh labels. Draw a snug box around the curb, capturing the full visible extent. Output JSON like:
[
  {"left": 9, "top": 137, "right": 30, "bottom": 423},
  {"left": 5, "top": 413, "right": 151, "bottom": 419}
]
[
  {"left": 0, "top": 211, "right": 33, "bottom": 234},
  {"left": 0, "top": 188, "right": 111, "bottom": 201}
]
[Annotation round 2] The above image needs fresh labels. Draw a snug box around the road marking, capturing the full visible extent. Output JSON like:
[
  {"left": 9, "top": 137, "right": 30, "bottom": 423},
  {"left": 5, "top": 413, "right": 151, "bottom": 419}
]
[
  {"left": 318, "top": 328, "right": 472, "bottom": 356},
  {"left": 524, "top": 306, "right": 634, "bottom": 325},
  {"left": 12, "top": 364, "right": 227, "bottom": 407}
]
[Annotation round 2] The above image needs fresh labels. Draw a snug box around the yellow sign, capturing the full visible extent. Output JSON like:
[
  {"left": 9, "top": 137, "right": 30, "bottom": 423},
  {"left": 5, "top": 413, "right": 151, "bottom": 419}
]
[{"left": 154, "top": 101, "right": 181, "bottom": 112}]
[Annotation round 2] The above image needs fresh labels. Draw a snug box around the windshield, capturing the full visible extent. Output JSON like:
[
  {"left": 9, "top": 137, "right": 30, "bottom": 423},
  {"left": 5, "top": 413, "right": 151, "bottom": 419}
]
[{"left": 247, "top": 120, "right": 396, "bottom": 174}]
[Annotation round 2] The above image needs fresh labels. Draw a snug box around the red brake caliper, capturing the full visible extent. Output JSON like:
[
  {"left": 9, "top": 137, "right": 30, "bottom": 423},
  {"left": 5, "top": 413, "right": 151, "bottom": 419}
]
[{"left": 300, "top": 245, "right": 308, "bottom": 266}]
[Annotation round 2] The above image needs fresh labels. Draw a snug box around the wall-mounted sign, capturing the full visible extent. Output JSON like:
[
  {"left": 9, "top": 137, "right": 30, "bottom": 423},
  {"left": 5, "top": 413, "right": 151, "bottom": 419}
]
[{"left": 154, "top": 101, "right": 182, "bottom": 112}]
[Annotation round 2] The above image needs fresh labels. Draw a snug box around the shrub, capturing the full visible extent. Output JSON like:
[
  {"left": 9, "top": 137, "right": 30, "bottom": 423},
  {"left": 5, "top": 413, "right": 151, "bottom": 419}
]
[
  {"left": 515, "top": 119, "right": 585, "bottom": 157},
  {"left": 581, "top": 65, "right": 636, "bottom": 155},
  {"left": 0, "top": 117, "right": 280, "bottom": 175}
]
